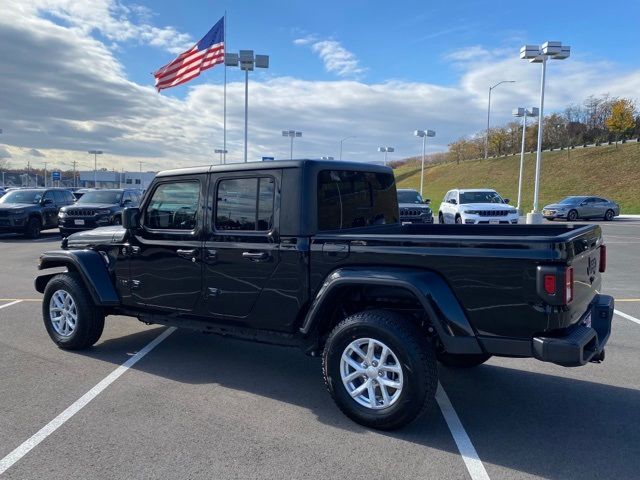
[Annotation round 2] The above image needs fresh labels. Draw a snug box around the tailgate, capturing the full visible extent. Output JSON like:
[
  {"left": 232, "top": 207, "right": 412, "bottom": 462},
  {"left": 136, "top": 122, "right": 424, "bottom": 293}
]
[{"left": 566, "top": 227, "right": 604, "bottom": 326}]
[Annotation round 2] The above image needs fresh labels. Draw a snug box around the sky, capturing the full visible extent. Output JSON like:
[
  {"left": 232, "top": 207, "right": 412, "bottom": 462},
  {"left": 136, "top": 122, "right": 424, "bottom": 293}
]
[{"left": 1, "top": 0, "right": 639, "bottom": 172}]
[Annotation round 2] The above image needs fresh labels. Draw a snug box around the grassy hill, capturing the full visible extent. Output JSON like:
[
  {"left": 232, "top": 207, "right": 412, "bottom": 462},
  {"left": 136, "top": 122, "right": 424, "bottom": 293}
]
[{"left": 393, "top": 141, "right": 640, "bottom": 214}]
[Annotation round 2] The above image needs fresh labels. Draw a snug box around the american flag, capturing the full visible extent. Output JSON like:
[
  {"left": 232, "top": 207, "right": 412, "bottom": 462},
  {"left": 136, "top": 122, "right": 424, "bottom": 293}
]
[{"left": 154, "top": 17, "right": 224, "bottom": 91}]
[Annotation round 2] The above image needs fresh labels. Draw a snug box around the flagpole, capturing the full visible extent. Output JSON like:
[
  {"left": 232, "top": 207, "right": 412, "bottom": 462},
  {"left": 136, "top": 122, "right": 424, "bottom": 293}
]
[{"left": 223, "top": 10, "right": 227, "bottom": 164}]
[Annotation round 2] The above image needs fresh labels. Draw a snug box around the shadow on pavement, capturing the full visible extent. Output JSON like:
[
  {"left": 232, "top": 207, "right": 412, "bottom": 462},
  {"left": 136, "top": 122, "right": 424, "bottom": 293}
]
[
  {"left": 71, "top": 326, "right": 640, "bottom": 478},
  {"left": 0, "top": 229, "right": 61, "bottom": 243}
]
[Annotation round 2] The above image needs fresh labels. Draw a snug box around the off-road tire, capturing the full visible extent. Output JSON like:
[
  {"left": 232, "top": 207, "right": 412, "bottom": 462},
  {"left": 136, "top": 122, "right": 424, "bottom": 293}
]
[
  {"left": 42, "top": 272, "right": 105, "bottom": 350},
  {"left": 322, "top": 309, "right": 438, "bottom": 430},
  {"left": 25, "top": 217, "right": 42, "bottom": 239}
]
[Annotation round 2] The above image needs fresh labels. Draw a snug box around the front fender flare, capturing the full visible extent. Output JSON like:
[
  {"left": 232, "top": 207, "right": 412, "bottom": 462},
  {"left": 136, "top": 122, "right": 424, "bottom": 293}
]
[
  {"left": 301, "top": 267, "right": 483, "bottom": 355},
  {"left": 35, "top": 250, "right": 120, "bottom": 306}
]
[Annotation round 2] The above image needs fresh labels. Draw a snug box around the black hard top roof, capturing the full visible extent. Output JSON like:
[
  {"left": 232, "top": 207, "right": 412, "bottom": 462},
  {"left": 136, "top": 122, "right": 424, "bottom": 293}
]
[{"left": 156, "top": 159, "right": 393, "bottom": 178}]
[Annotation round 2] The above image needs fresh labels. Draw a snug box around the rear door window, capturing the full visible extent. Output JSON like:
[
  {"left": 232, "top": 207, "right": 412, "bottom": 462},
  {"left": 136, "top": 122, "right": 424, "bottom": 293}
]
[{"left": 215, "top": 177, "right": 275, "bottom": 231}]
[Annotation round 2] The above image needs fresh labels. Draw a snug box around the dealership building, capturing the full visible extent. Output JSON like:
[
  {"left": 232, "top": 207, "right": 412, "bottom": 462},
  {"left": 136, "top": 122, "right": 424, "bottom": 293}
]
[{"left": 77, "top": 171, "right": 157, "bottom": 189}]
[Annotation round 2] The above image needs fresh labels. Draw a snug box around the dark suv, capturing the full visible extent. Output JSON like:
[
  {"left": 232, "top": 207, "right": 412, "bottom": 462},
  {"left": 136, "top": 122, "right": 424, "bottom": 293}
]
[
  {"left": 0, "top": 188, "right": 75, "bottom": 238},
  {"left": 58, "top": 189, "right": 142, "bottom": 235}
]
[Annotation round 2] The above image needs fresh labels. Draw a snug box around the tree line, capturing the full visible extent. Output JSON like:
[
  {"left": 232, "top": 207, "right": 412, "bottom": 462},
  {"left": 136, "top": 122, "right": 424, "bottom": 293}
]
[{"left": 447, "top": 94, "right": 639, "bottom": 164}]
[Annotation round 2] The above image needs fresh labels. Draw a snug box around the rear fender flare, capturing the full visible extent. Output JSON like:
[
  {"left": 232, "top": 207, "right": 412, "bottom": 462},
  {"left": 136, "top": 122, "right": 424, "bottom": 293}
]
[
  {"left": 301, "top": 267, "right": 483, "bottom": 354},
  {"left": 35, "top": 250, "right": 120, "bottom": 306}
]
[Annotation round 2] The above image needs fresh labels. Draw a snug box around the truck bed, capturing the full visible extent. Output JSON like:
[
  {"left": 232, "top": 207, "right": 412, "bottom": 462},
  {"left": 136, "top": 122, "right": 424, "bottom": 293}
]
[{"left": 310, "top": 222, "right": 603, "bottom": 341}]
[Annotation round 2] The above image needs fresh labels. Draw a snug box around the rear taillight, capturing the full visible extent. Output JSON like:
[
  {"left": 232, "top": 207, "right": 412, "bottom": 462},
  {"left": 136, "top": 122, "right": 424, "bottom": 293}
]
[
  {"left": 564, "top": 266, "right": 574, "bottom": 304},
  {"left": 599, "top": 245, "right": 607, "bottom": 273},
  {"left": 537, "top": 265, "right": 574, "bottom": 306},
  {"left": 544, "top": 275, "right": 556, "bottom": 295}
]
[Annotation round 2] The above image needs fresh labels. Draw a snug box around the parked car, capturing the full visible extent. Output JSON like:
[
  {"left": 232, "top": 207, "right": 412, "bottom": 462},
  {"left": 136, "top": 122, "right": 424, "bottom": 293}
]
[
  {"left": 543, "top": 196, "right": 620, "bottom": 221},
  {"left": 36, "top": 160, "right": 612, "bottom": 430},
  {"left": 58, "top": 188, "right": 142, "bottom": 235},
  {"left": 0, "top": 188, "right": 75, "bottom": 238},
  {"left": 397, "top": 188, "right": 433, "bottom": 224},
  {"left": 438, "top": 189, "right": 518, "bottom": 224},
  {"left": 0, "top": 187, "right": 6, "bottom": 197}
]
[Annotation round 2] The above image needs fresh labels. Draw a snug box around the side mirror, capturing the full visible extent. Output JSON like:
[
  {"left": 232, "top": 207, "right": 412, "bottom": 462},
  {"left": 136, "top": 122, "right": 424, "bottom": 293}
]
[
  {"left": 580, "top": 201, "right": 587, "bottom": 206},
  {"left": 42, "top": 198, "right": 53, "bottom": 206},
  {"left": 123, "top": 199, "right": 132, "bottom": 206},
  {"left": 503, "top": 198, "right": 510, "bottom": 204},
  {"left": 450, "top": 199, "right": 457, "bottom": 205},
  {"left": 424, "top": 199, "right": 431, "bottom": 205},
  {"left": 122, "top": 207, "right": 140, "bottom": 229}
]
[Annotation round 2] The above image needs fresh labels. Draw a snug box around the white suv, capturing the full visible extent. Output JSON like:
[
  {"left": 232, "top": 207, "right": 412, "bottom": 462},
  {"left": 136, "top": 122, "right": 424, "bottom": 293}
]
[{"left": 438, "top": 189, "right": 519, "bottom": 225}]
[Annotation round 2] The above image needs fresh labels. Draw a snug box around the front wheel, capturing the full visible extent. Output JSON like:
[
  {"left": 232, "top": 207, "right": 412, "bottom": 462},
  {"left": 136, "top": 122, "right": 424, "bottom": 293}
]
[
  {"left": 455, "top": 215, "right": 463, "bottom": 224},
  {"left": 567, "top": 209, "right": 578, "bottom": 222},
  {"left": 42, "top": 272, "right": 105, "bottom": 350},
  {"left": 322, "top": 310, "right": 438, "bottom": 430},
  {"left": 438, "top": 213, "right": 444, "bottom": 224},
  {"left": 25, "top": 217, "right": 41, "bottom": 239}
]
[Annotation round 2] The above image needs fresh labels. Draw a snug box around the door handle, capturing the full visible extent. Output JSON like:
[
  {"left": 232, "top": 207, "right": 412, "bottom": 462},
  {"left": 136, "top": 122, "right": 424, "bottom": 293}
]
[
  {"left": 205, "top": 249, "right": 218, "bottom": 261},
  {"left": 242, "top": 251, "right": 268, "bottom": 261},
  {"left": 177, "top": 248, "right": 197, "bottom": 259}
]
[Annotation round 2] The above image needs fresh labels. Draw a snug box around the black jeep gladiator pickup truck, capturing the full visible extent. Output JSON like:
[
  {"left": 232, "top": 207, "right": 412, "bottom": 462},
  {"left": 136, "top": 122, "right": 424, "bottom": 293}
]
[{"left": 35, "top": 160, "right": 613, "bottom": 430}]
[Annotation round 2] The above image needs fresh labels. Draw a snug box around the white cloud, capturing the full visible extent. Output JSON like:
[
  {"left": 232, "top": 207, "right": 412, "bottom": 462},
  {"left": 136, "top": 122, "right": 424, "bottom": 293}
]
[
  {"left": 0, "top": 1, "right": 639, "bottom": 172},
  {"left": 294, "top": 35, "right": 366, "bottom": 78}
]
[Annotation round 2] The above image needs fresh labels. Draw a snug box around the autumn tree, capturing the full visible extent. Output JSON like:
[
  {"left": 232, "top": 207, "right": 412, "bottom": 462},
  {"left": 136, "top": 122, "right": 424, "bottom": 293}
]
[{"left": 605, "top": 98, "right": 636, "bottom": 146}]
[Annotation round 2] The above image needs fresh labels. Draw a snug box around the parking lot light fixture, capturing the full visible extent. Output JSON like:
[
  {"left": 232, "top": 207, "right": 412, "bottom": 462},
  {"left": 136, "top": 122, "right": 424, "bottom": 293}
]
[
  {"left": 225, "top": 50, "right": 269, "bottom": 163},
  {"left": 214, "top": 148, "right": 228, "bottom": 164},
  {"left": 513, "top": 107, "right": 539, "bottom": 213},
  {"left": 414, "top": 130, "right": 435, "bottom": 197},
  {"left": 339, "top": 136, "right": 356, "bottom": 161},
  {"left": 282, "top": 130, "right": 302, "bottom": 160},
  {"left": 520, "top": 41, "right": 571, "bottom": 224},
  {"left": 88, "top": 150, "right": 103, "bottom": 188},
  {"left": 377, "top": 146, "right": 395, "bottom": 166},
  {"left": 485, "top": 81, "right": 516, "bottom": 159}
]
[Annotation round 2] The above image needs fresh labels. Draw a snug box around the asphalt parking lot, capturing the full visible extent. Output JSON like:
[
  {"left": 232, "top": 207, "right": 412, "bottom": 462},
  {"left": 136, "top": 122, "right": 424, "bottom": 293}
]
[{"left": 1, "top": 219, "right": 639, "bottom": 479}]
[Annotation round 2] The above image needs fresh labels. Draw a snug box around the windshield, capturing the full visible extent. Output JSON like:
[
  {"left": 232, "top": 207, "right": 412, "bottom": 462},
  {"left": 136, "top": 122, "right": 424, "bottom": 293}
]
[
  {"left": 77, "top": 190, "right": 123, "bottom": 204},
  {"left": 459, "top": 191, "right": 504, "bottom": 204},
  {"left": 0, "top": 190, "right": 43, "bottom": 204},
  {"left": 558, "top": 197, "right": 583, "bottom": 205},
  {"left": 397, "top": 190, "right": 423, "bottom": 204}
]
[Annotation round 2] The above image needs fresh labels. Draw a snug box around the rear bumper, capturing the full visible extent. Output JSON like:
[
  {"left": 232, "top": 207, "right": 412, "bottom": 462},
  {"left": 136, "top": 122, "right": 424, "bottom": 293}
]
[{"left": 532, "top": 294, "right": 613, "bottom": 366}]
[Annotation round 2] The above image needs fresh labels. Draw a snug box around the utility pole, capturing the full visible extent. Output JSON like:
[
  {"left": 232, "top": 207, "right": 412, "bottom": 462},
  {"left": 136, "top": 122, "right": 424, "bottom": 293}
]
[
  {"left": 72, "top": 161, "right": 77, "bottom": 188},
  {"left": 43, "top": 162, "right": 48, "bottom": 187},
  {"left": 27, "top": 161, "right": 31, "bottom": 187}
]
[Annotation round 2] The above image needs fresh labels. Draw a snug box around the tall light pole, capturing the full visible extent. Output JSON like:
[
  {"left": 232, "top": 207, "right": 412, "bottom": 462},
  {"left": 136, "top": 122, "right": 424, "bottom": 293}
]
[
  {"left": 377, "top": 146, "right": 395, "bottom": 166},
  {"left": 339, "top": 136, "right": 355, "bottom": 161},
  {"left": 214, "top": 148, "right": 228, "bottom": 164},
  {"left": 43, "top": 161, "right": 48, "bottom": 187},
  {"left": 513, "top": 107, "right": 539, "bottom": 213},
  {"left": 485, "top": 80, "right": 516, "bottom": 159},
  {"left": 225, "top": 50, "right": 269, "bottom": 163},
  {"left": 414, "top": 130, "right": 435, "bottom": 197},
  {"left": 282, "top": 130, "right": 302, "bottom": 160},
  {"left": 88, "top": 150, "right": 103, "bottom": 188},
  {"left": 521, "top": 41, "right": 571, "bottom": 224}
]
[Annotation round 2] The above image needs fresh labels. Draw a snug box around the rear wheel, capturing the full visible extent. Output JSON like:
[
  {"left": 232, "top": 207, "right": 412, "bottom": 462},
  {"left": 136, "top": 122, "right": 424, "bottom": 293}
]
[
  {"left": 567, "top": 209, "right": 578, "bottom": 222},
  {"left": 25, "top": 217, "right": 41, "bottom": 239},
  {"left": 604, "top": 209, "right": 614, "bottom": 221},
  {"left": 42, "top": 272, "right": 105, "bottom": 350},
  {"left": 437, "top": 351, "right": 491, "bottom": 368},
  {"left": 322, "top": 310, "right": 438, "bottom": 430}
]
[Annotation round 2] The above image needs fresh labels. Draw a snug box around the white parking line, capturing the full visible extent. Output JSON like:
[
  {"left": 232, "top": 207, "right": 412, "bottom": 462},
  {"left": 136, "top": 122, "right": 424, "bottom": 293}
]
[
  {"left": 615, "top": 309, "right": 640, "bottom": 326},
  {"left": 0, "top": 300, "right": 23, "bottom": 310},
  {"left": 0, "top": 327, "right": 176, "bottom": 475},
  {"left": 436, "top": 383, "right": 490, "bottom": 480}
]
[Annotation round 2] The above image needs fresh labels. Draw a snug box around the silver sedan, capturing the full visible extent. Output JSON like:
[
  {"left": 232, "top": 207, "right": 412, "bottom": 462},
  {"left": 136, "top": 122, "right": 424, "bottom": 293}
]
[{"left": 543, "top": 196, "right": 620, "bottom": 221}]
